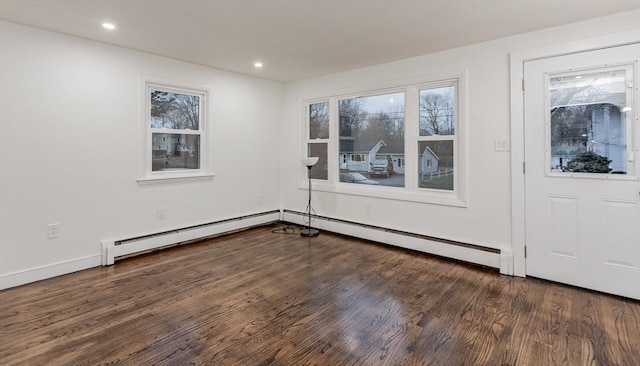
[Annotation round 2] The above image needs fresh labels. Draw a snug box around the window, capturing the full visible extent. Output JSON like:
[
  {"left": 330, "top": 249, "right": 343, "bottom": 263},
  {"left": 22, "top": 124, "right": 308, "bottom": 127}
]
[
  {"left": 306, "top": 101, "right": 329, "bottom": 180},
  {"left": 301, "top": 74, "right": 465, "bottom": 206},
  {"left": 339, "top": 92, "right": 405, "bottom": 187},
  {"left": 418, "top": 83, "right": 457, "bottom": 190},
  {"left": 548, "top": 67, "right": 634, "bottom": 175},
  {"left": 142, "top": 81, "right": 209, "bottom": 181}
]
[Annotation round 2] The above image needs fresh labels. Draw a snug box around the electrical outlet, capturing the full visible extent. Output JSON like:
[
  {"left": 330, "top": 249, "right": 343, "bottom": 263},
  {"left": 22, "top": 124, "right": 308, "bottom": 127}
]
[
  {"left": 258, "top": 195, "right": 263, "bottom": 204},
  {"left": 365, "top": 203, "right": 372, "bottom": 214},
  {"left": 157, "top": 207, "right": 166, "bottom": 220},
  {"left": 47, "top": 223, "right": 60, "bottom": 239}
]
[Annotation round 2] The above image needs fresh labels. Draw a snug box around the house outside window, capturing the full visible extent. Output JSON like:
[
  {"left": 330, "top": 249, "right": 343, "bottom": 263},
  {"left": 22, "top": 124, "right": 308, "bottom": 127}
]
[
  {"left": 141, "top": 81, "right": 210, "bottom": 181},
  {"left": 301, "top": 74, "right": 466, "bottom": 206},
  {"left": 339, "top": 92, "right": 405, "bottom": 187},
  {"left": 418, "top": 82, "right": 457, "bottom": 191},
  {"left": 548, "top": 68, "right": 633, "bottom": 175}
]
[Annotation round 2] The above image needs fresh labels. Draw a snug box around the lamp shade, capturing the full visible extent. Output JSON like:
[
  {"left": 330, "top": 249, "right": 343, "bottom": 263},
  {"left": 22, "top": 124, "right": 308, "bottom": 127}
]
[{"left": 301, "top": 157, "right": 319, "bottom": 167}]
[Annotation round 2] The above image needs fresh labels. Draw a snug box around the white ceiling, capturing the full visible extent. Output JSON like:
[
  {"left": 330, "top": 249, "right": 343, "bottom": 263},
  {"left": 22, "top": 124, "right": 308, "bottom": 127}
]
[{"left": 1, "top": 0, "right": 638, "bottom": 82}]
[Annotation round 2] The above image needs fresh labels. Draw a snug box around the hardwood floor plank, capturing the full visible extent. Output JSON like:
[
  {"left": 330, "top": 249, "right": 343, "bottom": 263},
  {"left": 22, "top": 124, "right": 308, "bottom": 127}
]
[{"left": 1, "top": 225, "right": 638, "bottom": 365}]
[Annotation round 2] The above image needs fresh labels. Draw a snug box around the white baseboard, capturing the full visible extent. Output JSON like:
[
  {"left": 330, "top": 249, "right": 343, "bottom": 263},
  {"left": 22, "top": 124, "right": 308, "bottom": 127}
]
[
  {"left": 283, "top": 210, "right": 501, "bottom": 269},
  {"left": 0, "top": 254, "right": 102, "bottom": 290},
  {"left": 2, "top": 210, "right": 281, "bottom": 290},
  {"left": 102, "top": 210, "right": 281, "bottom": 265}
]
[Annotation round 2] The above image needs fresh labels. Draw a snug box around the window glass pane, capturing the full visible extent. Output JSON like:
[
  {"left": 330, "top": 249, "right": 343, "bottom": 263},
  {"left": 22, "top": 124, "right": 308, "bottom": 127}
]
[
  {"left": 549, "top": 68, "right": 631, "bottom": 175},
  {"left": 152, "top": 133, "right": 200, "bottom": 171},
  {"left": 339, "top": 92, "right": 405, "bottom": 187},
  {"left": 150, "top": 90, "right": 200, "bottom": 130},
  {"left": 308, "top": 143, "right": 328, "bottom": 180},
  {"left": 309, "top": 102, "right": 329, "bottom": 139},
  {"left": 419, "top": 85, "right": 455, "bottom": 136},
  {"left": 418, "top": 140, "right": 453, "bottom": 190}
]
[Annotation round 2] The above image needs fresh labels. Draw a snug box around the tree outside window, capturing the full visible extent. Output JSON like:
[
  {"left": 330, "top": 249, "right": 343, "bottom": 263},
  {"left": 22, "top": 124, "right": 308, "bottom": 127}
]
[{"left": 147, "top": 84, "right": 206, "bottom": 174}]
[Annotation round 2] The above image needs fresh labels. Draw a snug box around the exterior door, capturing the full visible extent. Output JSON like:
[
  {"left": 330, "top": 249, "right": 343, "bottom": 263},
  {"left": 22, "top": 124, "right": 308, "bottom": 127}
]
[{"left": 524, "top": 43, "right": 640, "bottom": 299}]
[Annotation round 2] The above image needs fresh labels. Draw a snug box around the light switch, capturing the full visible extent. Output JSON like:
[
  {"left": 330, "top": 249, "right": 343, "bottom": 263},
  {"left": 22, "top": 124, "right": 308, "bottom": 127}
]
[{"left": 495, "top": 138, "right": 510, "bottom": 151}]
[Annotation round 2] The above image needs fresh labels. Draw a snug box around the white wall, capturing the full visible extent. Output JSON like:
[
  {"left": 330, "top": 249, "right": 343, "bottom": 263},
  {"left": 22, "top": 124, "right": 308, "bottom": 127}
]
[
  {"left": 280, "top": 11, "right": 640, "bottom": 255},
  {"left": 0, "top": 21, "right": 283, "bottom": 286},
  {"left": 2, "top": 10, "right": 638, "bottom": 288}
]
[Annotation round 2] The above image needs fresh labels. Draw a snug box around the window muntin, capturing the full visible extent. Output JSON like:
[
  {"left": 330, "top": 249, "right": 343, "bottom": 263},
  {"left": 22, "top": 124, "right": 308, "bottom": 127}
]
[
  {"left": 548, "top": 67, "right": 634, "bottom": 176},
  {"left": 417, "top": 82, "right": 457, "bottom": 191},
  {"left": 145, "top": 83, "right": 207, "bottom": 177},
  {"left": 338, "top": 92, "right": 405, "bottom": 188}
]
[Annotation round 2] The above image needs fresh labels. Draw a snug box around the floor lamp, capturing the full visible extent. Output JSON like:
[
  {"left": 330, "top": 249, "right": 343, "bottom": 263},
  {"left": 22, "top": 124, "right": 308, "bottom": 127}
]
[{"left": 300, "top": 157, "right": 320, "bottom": 237}]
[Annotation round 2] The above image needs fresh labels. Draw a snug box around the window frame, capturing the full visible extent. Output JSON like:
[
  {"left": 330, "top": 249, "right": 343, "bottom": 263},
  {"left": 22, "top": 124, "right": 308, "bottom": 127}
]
[
  {"left": 300, "top": 72, "right": 467, "bottom": 207},
  {"left": 138, "top": 78, "right": 212, "bottom": 183},
  {"left": 416, "top": 79, "right": 459, "bottom": 194},
  {"left": 544, "top": 64, "right": 637, "bottom": 179},
  {"left": 305, "top": 99, "right": 331, "bottom": 181}
]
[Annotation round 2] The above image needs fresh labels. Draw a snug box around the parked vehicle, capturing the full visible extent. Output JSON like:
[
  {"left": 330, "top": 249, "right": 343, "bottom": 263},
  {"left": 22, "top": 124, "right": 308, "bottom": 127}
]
[
  {"left": 370, "top": 159, "right": 393, "bottom": 178},
  {"left": 340, "top": 172, "right": 379, "bottom": 185}
]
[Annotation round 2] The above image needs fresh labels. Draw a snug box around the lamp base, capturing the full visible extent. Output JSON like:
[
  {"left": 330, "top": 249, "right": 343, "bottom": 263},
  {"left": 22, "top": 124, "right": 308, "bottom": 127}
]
[{"left": 300, "top": 228, "right": 320, "bottom": 237}]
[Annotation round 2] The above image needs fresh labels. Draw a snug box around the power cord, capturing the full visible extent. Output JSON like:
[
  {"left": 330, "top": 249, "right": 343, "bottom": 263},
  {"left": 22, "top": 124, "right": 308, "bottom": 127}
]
[{"left": 271, "top": 225, "right": 301, "bottom": 235}]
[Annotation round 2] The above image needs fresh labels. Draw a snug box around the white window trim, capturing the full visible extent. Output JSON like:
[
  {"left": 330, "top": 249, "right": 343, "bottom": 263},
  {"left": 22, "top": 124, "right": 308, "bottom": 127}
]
[
  {"left": 138, "top": 77, "right": 213, "bottom": 183},
  {"left": 300, "top": 71, "right": 468, "bottom": 207},
  {"left": 304, "top": 99, "right": 331, "bottom": 181}
]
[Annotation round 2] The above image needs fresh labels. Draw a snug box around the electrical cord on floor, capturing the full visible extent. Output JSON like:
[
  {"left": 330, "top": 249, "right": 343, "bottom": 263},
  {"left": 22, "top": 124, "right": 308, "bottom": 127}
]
[{"left": 271, "top": 225, "right": 301, "bottom": 235}]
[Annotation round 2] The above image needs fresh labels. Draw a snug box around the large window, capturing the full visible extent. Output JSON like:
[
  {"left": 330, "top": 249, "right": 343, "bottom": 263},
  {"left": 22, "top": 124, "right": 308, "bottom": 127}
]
[
  {"left": 143, "top": 82, "right": 208, "bottom": 180},
  {"left": 302, "top": 75, "right": 465, "bottom": 205},
  {"left": 338, "top": 92, "right": 405, "bottom": 187},
  {"left": 418, "top": 83, "right": 457, "bottom": 190}
]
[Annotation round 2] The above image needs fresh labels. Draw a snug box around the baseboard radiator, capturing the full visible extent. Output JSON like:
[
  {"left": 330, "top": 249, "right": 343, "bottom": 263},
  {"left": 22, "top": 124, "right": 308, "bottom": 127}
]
[
  {"left": 282, "top": 209, "right": 503, "bottom": 270},
  {"left": 101, "top": 210, "right": 281, "bottom": 265}
]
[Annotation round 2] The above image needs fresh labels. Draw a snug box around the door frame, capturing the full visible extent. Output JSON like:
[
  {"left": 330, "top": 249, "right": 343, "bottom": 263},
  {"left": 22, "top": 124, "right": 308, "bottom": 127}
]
[{"left": 509, "top": 30, "right": 640, "bottom": 277}]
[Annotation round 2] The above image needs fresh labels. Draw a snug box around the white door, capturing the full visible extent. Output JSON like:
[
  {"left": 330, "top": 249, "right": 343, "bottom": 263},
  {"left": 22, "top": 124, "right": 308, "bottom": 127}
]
[{"left": 524, "top": 43, "right": 640, "bottom": 299}]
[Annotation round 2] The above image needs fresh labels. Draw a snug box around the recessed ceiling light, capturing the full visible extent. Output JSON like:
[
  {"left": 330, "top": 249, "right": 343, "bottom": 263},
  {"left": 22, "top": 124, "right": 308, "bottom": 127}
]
[
  {"left": 254, "top": 62, "right": 263, "bottom": 69},
  {"left": 102, "top": 22, "right": 117, "bottom": 30}
]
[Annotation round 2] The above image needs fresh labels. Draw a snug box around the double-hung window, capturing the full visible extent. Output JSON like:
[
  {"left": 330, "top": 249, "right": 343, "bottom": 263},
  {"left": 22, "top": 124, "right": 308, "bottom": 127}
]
[
  {"left": 417, "top": 81, "right": 458, "bottom": 191},
  {"left": 306, "top": 101, "right": 329, "bottom": 180},
  {"left": 142, "top": 81, "right": 209, "bottom": 181}
]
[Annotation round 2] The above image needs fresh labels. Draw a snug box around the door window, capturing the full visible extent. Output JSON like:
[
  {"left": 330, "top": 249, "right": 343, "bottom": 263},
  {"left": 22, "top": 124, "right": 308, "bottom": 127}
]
[{"left": 548, "top": 66, "right": 635, "bottom": 176}]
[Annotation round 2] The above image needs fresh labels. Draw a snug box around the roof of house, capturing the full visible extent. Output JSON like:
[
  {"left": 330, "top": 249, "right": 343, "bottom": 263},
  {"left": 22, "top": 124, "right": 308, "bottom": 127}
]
[
  {"left": 339, "top": 139, "right": 385, "bottom": 153},
  {"left": 422, "top": 146, "right": 440, "bottom": 160},
  {"left": 378, "top": 146, "right": 404, "bottom": 154}
]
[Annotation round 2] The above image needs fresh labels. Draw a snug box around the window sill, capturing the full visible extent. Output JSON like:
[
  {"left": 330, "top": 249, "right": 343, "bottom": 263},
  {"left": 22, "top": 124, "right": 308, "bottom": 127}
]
[
  {"left": 301, "top": 181, "right": 467, "bottom": 207},
  {"left": 137, "top": 173, "right": 215, "bottom": 185}
]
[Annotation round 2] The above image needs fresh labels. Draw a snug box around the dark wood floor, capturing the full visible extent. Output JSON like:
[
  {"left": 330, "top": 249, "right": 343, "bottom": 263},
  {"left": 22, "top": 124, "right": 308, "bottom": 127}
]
[{"left": 1, "top": 225, "right": 638, "bottom": 365}]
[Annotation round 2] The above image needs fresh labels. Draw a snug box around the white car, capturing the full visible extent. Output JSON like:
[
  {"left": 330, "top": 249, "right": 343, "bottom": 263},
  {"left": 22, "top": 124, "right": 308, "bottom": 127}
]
[{"left": 340, "top": 172, "right": 379, "bottom": 185}]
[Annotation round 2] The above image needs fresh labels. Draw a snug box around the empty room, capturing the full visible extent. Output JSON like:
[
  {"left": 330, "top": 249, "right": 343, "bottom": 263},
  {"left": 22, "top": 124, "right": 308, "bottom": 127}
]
[{"left": 1, "top": 1, "right": 639, "bottom": 364}]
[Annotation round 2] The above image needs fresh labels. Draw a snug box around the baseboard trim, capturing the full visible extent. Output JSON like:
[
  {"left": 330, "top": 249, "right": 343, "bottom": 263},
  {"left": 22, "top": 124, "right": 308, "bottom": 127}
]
[
  {"left": 282, "top": 210, "right": 501, "bottom": 269},
  {"left": 2, "top": 210, "right": 282, "bottom": 290},
  {"left": 0, "top": 254, "right": 102, "bottom": 290},
  {"left": 102, "top": 210, "right": 281, "bottom": 265}
]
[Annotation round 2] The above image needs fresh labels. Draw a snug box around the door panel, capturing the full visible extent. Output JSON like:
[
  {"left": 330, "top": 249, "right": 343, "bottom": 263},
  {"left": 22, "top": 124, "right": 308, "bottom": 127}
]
[{"left": 524, "top": 43, "right": 640, "bottom": 299}]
